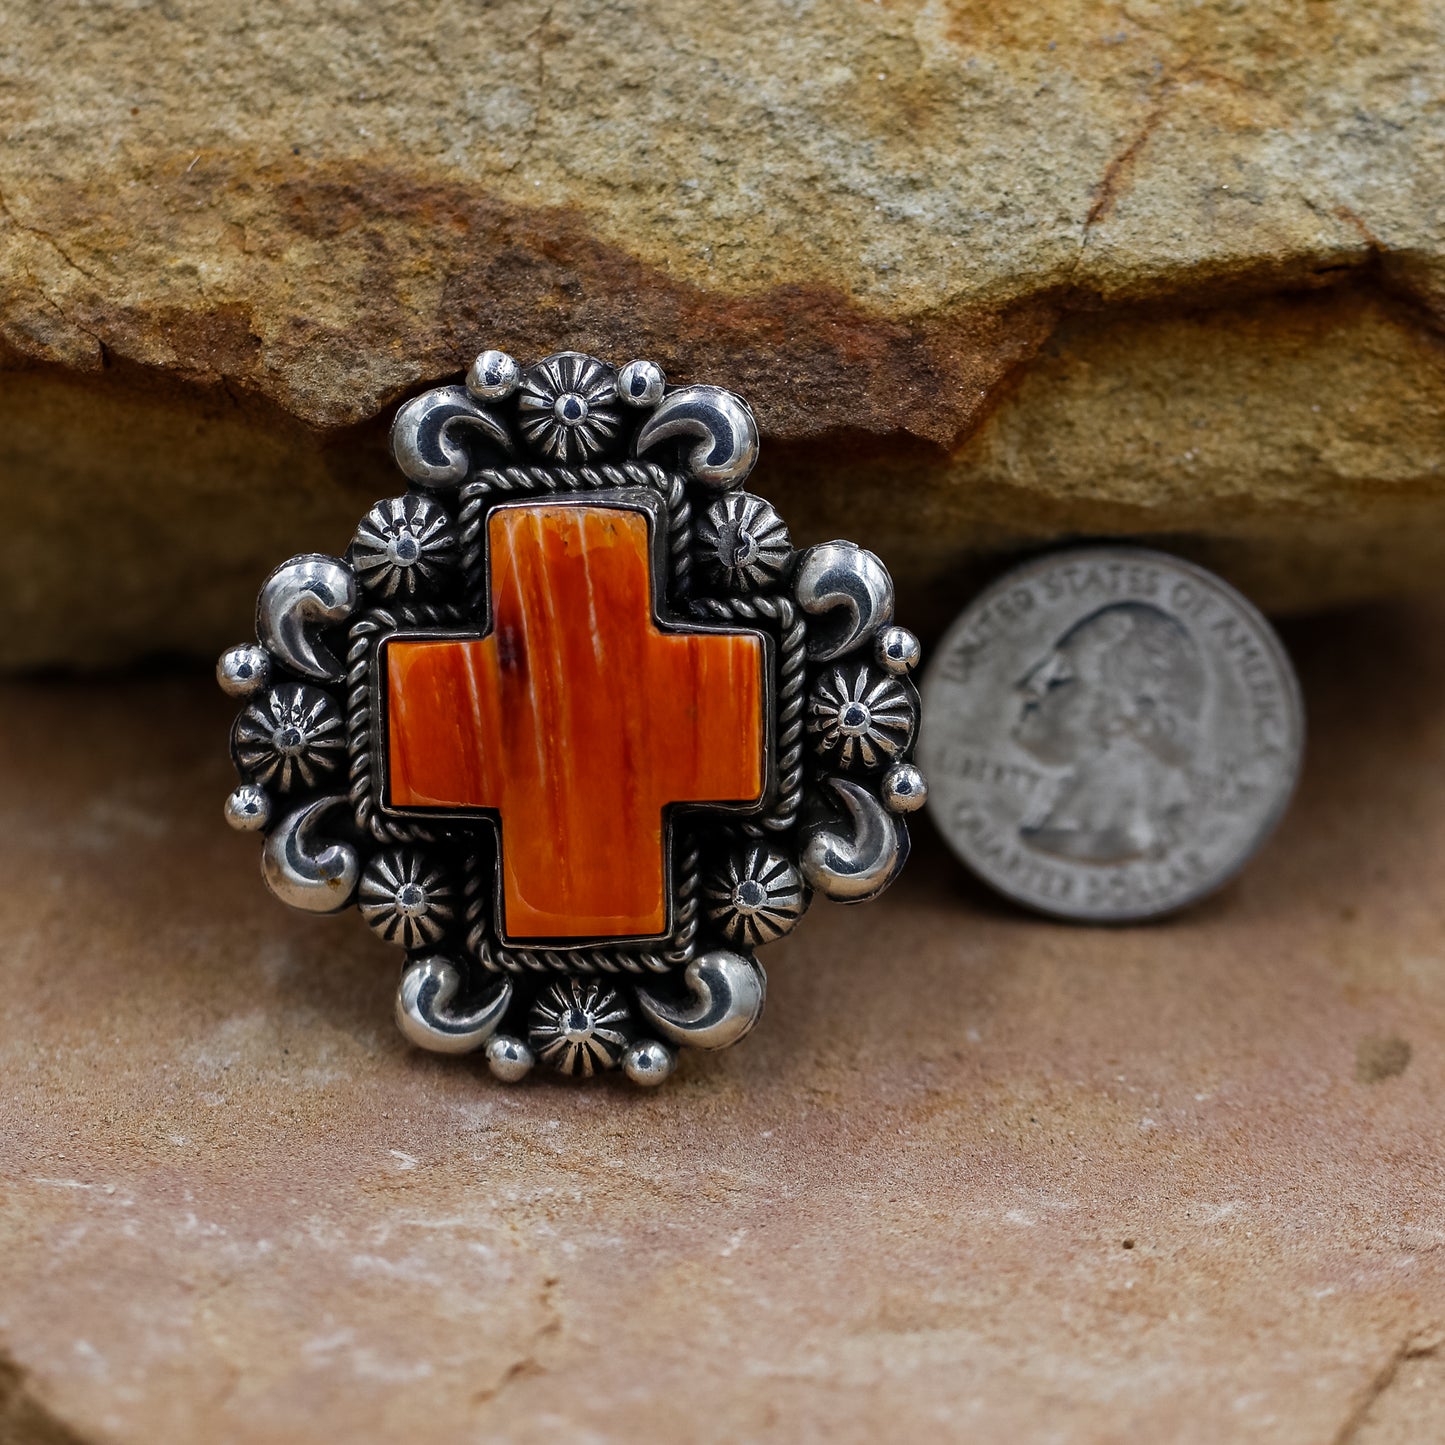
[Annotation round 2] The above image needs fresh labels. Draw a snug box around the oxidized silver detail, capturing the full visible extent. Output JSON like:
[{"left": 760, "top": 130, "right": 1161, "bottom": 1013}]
[
  {"left": 391, "top": 385, "right": 512, "bottom": 488},
  {"left": 233, "top": 684, "right": 346, "bottom": 793},
  {"left": 261, "top": 795, "right": 360, "bottom": 913},
  {"left": 696, "top": 492, "right": 792, "bottom": 593},
  {"left": 358, "top": 849, "right": 457, "bottom": 950},
  {"left": 704, "top": 845, "right": 808, "bottom": 948},
  {"left": 529, "top": 979, "right": 632, "bottom": 1077},
  {"left": 345, "top": 607, "right": 452, "bottom": 848},
  {"left": 217, "top": 644, "right": 271, "bottom": 699},
  {"left": 691, "top": 593, "right": 807, "bottom": 834},
  {"left": 634, "top": 384, "right": 759, "bottom": 488},
  {"left": 801, "top": 778, "right": 907, "bottom": 903},
  {"left": 397, "top": 956, "right": 512, "bottom": 1055},
  {"left": 794, "top": 542, "right": 895, "bottom": 662},
  {"left": 351, "top": 495, "right": 458, "bottom": 598},
  {"left": 634, "top": 950, "right": 766, "bottom": 1052},
  {"left": 257, "top": 555, "right": 359, "bottom": 683},
  {"left": 807, "top": 665, "right": 917, "bottom": 771},
  {"left": 919, "top": 545, "right": 1304, "bottom": 922}
]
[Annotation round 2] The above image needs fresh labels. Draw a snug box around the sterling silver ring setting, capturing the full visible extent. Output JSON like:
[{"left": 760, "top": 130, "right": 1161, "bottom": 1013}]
[{"left": 218, "top": 349, "right": 926, "bottom": 1087}]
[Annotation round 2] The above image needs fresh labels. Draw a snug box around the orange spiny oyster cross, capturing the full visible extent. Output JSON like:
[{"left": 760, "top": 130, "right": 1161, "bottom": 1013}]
[{"left": 383, "top": 499, "right": 768, "bottom": 941}]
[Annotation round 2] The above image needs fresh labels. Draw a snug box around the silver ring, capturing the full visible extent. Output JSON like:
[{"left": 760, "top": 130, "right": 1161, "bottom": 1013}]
[{"left": 218, "top": 349, "right": 925, "bottom": 1085}]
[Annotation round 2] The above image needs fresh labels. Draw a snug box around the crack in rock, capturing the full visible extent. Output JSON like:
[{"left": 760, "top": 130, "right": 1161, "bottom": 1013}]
[
  {"left": 469, "top": 1275, "right": 562, "bottom": 1413},
  {"left": 1331, "top": 1327, "right": 1444, "bottom": 1445}
]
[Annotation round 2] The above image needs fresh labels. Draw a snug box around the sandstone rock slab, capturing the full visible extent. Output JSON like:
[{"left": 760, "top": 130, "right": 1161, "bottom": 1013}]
[
  {"left": 3, "top": 600, "right": 1445, "bottom": 1441},
  {"left": 2, "top": 3, "right": 1445, "bottom": 664}
]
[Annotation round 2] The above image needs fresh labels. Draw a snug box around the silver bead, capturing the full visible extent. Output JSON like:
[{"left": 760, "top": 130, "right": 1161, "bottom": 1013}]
[
  {"left": 617, "top": 358, "right": 666, "bottom": 409},
  {"left": 216, "top": 644, "right": 271, "bottom": 699},
  {"left": 466, "top": 349, "right": 521, "bottom": 401},
  {"left": 486, "top": 1033, "right": 536, "bottom": 1083},
  {"left": 623, "top": 1039, "right": 676, "bottom": 1087},
  {"left": 224, "top": 783, "right": 271, "bottom": 832},
  {"left": 881, "top": 762, "right": 928, "bottom": 813},
  {"left": 876, "top": 625, "right": 921, "bottom": 675}
]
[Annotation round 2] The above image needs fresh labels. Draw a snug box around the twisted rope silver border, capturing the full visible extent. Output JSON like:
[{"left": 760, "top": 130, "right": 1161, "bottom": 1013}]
[
  {"left": 692, "top": 594, "right": 806, "bottom": 834},
  {"left": 343, "top": 458, "right": 803, "bottom": 976},
  {"left": 458, "top": 461, "right": 691, "bottom": 611},
  {"left": 462, "top": 838, "right": 701, "bottom": 976},
  {"left": 345, "top": 603, "right": 461, "bottom": 845}
]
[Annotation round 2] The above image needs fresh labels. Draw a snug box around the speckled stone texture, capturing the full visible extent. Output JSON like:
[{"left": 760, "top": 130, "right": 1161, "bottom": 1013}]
[
  {"left": 4, "top": 2, "right": 1445, "bottom": 665},
  {"left": 2, "top": 602, "right": 1444, "bottom": 1442}
]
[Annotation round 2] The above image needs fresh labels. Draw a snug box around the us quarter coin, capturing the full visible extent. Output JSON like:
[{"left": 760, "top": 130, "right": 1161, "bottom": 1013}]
[{"left": 918, "top": 546, "right": 1304, "bottom": 922}]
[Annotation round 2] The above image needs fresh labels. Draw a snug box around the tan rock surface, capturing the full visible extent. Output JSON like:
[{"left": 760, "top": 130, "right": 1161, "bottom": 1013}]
[
  {"left": 4, "top": 603, "right": 1445, "bottom": 1442},
  {"left": 2, "top": 2, "right": 1445, "bottom": 664}
]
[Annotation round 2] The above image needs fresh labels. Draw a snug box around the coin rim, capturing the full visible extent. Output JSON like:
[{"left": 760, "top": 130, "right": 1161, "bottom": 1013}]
[{"left": 918, "top": 544, "right": 1306, "bottom": 924}]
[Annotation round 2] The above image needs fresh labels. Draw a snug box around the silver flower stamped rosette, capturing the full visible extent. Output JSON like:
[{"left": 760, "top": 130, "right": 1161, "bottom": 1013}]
[{"left": 218, "top": 349, "right": 925, "bottom": 1086}]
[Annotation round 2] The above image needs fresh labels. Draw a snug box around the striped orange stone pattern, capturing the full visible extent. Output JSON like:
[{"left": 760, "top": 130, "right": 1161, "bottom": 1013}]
[{"left": 384, "top": 500, "right": 768, "bottom": 941}]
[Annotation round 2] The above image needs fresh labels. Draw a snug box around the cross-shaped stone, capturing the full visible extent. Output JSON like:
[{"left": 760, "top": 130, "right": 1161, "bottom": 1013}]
[{"left": 383, "top": 498, "right": 768, "bottom": 941}]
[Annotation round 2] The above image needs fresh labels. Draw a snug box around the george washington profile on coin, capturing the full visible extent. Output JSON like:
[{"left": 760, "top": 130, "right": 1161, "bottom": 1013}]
[
  {"left": 1012, "top": 602, "right": 1208, "bottom": 866},
  {"left": 919, "top": 547, "right": 1304, "bottom": 922}
]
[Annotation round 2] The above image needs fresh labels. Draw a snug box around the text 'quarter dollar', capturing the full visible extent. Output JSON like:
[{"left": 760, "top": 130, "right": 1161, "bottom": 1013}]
[{"left": 384, "top": 502, "right": 767, "bottom": 941}]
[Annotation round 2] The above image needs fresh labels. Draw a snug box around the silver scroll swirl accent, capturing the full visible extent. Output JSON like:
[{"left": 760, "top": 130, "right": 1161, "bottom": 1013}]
[
  {"left": 800, "top": 778, "right": 908, "bottom": 903},
  {"left": 396, "top": 956, "right": 514, "bottom": 1055},
  {"left": 261, "top": 794, "right": 360, "bottom": 913},
  {"left": 634, "top": 949, "right": 767, "bottom": 1051},
  {"left": 391, "top": 384, "right": 513, "bottom": 489},
  {"left": 793, "top": 541, "right": 896, "bottom": 662},
  {"left": 257, "top": 555, "right": 359, "bottom": 683},
  {"left": 633, "top": 384, "right": 760, "bottom": 489}
]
